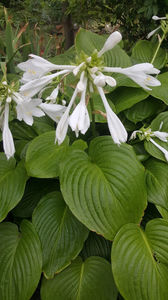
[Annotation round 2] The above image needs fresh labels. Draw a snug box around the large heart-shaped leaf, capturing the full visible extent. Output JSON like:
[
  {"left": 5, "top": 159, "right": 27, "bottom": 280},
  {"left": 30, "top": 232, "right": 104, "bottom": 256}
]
[
  {"left": 0, "top": 153, "right": 28, "bottom": 221},
  {"left": 131, "top": 40, "right": 167, "bottom": 69},
  {"left": 32, "top": 191, "right": 89, "bottom": 278},
  {"left": 145, "top": 158, "right": 168, "bottom": 210},
  {"left": 109, "top": 87, "right": 148, "bottom": 113},
  {"left": 124, "top": 97, "right": 165, "bottom": 124},
  {"left": 112, "top": 219, "right": 168, "bottom": 300},
  {"left": 0, "top": 220, "right": 42, "bottom": 300},
  {"left": 149, "top": 72, "right": 168, "bottom": 105},
  {"left": 41, "top": 256, "right": 117, "bottom": 300},
  {"left": 75, "top": 28, "right": 131, "bottom": 68},
  {"left": 144, "top": 111, "right": 168, "bottom": 162},
  {"left": 26, "top": 131, "right": 69, "bottom": 178},
  {"left": 60, "top": 136, "right": 147, "bottom": 240}
]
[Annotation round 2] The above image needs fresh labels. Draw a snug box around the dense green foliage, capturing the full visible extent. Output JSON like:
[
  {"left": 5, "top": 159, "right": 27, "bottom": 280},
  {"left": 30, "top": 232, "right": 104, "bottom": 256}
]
[{"left": 1, "top": 4, "right": 168, "bottom": 300}]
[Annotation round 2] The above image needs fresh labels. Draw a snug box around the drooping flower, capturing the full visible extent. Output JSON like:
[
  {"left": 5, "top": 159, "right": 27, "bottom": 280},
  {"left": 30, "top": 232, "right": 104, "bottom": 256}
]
[
  {"left": 69, "top": 76, "right": 90, "bottom": 137},
  {"left": 130, "top": 124, "right": 168, "bottom": 162},
  {"left": 14, "top": 96, "right": 45, "bottom": 126},
  {"left": 97, "top": 86, "right": 127, "bottom": 144},
  {"left": 39, "top": 103, "right": 66, "bottom": 123},
  {"left": 103, "top": 63, "right": 161, "bottom": 90},
  {"left": 18, "top": 54, "right": 75, "bottom": 83},
  {"left": 18, "top": 30, "right": 161, "bottom": 146},
  {"left": 19, "top": 70, "right": 69, "bottom": 98},
  {"left": 2, "top": 103, "right": 15, "bottom": 159}
]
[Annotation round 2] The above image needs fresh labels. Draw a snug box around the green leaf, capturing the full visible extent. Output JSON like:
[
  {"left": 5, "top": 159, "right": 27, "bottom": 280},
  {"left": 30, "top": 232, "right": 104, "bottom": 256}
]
[
  {"left": 60, "top": 136, "right": 147, "bottom": 240},
  {"left": 112, "top": 219, "right": 168, "bottom": 300},
  {"left": 156, "top": 206, "right": 168, "bottom": 220},
  {"left": 124, "top": 97, "right": 165, "bottom": 123},
  {"left": 25, "top": 131, "right": 69, "bottom": 178},
  {"left": 149, "top": 72, "right": 168, "bottom": 105},
  {"left": 32, "top": 116, "right": 55, "bottom": 135},
  {"left": 0, "top": 220, "right": 42, "bottom": 300},
  {"left": 41, "top": 256, "right": 118, "bottom": 300},
  {"left": 0, "top": 153, "right": 28, "bottom": 221},
  {"left": 11, "top": 120, "right": 37, "bottom": 140},
  {"left": 12, "top": 178, "right": 57, "bottom": 218},
  {"left": 109, "top": 87, "right": 148, "bottom": 113},
  {"left": 75, "top": 28, "right": 131, "bottom": 68},
  {"left": 33, "top": 191, "right": 89, "bottom": 278},
  {"left": 145, "top": 158, "right": 168, "bottom": 210},
  {"left": 80, "top": 232, "right": 112, "bottom": 262},
  {"left": 131, "top": 40, "right": 167, "bottom": 69},
  {"left": 144, "top": 111, "right": 168, "bottom": 162}
]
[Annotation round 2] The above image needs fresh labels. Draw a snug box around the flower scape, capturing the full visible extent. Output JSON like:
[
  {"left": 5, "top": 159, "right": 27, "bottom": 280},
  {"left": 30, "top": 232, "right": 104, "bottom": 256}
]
[{"left": 1, "top": 30, "right": 165, "bottom": 159}]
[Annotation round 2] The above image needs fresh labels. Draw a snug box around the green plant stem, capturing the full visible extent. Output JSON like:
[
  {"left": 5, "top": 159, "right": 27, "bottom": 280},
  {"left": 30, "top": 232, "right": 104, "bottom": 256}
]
[
  {"left": 89, "top": 96, "right": 96, "bottom": 137},
  {"left": 151, "top": 32, "right": 166, "bottom": 65}
]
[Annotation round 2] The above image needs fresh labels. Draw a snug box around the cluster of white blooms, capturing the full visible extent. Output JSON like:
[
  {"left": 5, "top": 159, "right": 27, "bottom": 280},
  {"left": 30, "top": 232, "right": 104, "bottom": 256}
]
[
  {"left": 130, "top": 123, "right": 168, "bottom": 161},
  {"left": 1, "top": 31, "right": 162, "bottom": 159}
]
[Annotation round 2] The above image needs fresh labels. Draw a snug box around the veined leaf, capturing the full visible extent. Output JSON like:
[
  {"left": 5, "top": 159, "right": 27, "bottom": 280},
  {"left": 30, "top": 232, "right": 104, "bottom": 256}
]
[
  {"left": 112, "top": 219, "right": 168, "bottom": 300},
  {"left": 145, "top": 158, "right": 168, "bottom": 210},
  {"left": 25, "top": 131, "right": 69, "bottom": 178},
  {"left": 60, "top": 136, "right": 147, "bottom": 240},
  {"left": 41, "top": 256, "right": 117, "bottom": 300},
  {"left": 0, "top": 153, "right": 28, "bottom": 221},
  {"left": 109, "top": 87, "right": 148, "bottom": 113},
  {"left": 32, "top": 191, "right": 89, "bottom": 278},
  {"left": 75, "top": 28, "right": 131, "bottom": 68},
  {"left": 0, "top": 220, "right": 42, "bottom": 300},
  {"left": 149, "top": 72, "right": 168, "bottom": 105},
  {"left": 144, "top": 111, "right": 168, "bottom": 162},
  {"left": 131, "top": 40, "right": 167, "bottom": 69}
]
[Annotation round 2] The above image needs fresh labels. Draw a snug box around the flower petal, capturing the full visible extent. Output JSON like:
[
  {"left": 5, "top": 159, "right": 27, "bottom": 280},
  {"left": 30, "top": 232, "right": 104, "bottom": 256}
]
[{"left": 2, "top": 103, "right": 15, "bottom": 159}]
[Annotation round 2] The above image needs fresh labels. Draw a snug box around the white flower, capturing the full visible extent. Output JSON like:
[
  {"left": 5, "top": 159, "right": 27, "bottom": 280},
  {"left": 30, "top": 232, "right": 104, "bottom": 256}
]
[
  {"left": 2, "top": 103, "right": 15, "bottom": 159},
  {"left": 152, "top": 15, "right": 167, "bottom": 21},
  {"left": 18, "top": 54, "right": 76, "bottom": 83},
  {"left": 46, "top": 86, "right": 59, "bottom": 102},
  {"left": 98, "top": 31, "right": 122, "bottom": 57},
  {"left": 19, "top": 70, "right": 68, "bottom": 98},
  {"left": 73, "top": 62, "right": 85, "bottom": 76},
  {"left": 97, "top": 86, "right": 127, "bottom": 144},
  {"left": 150, "top": 138, "right": 168, "bottom": 161},
  {"left": 69, "top": 77, "right": 89, "bottom": 137},
  {"left": 103, "top": 63, "right": 161, "bottom": 90},
  {"left": 93, "top": 73, "right": 116, "bottom": 87},
  {"left": 15, "top": 97, "right": 45, "bottom": 125},
  {"left": 152, "top": 131, "right": 168, "bottom": 142},
  {"left": 147, "top": 26, "right": 161, "bottom": 39},
  {"left": 39, "top": 103, "right": 66, "bottom": 123},
  {"left": 55, "top": 86, "right": 79, "bottom": 145}
]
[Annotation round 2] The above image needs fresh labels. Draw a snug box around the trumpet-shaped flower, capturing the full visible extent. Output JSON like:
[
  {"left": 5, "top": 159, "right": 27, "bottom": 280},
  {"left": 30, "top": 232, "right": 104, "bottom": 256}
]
[
  {"left": 18, "top": 54, "right": 75, "bottom": 83},
  {"left": 19, "top": 70, "right": 69, "bottom": 98},
  {"left": 39, "top": 103, "right": 66, "bottom": 123},
  {"left": 97, "top": 86, "right": 127, "bottom": 144},
  {"left": 69, "top": 77, "right": 89, "bottom": 137},
  {"left": 130, "top": 125, "right": 168, "bottom": 162},
  {"left": 55, "top": 86, "right": 79, "bottom": 145},
  {"left": 2, "top": 103, "right": 15, "bottom": 159},
  {"left": 103, "top": 63, "right": 161, "bottom": 90},
  {"left": 152, "top": 15, "right": 167, "bottom": 21},
  {"left": 98, "top": 31, "right": 122, "bottom": 57},
  {"left": 15, "top": 97, "right": 45, "bottom": 125}
]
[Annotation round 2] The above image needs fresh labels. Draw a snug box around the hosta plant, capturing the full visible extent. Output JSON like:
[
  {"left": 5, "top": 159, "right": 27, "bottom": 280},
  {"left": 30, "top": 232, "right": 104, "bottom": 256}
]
[{"left": 0, "top": 14, "right": 168, "bottom": 300}]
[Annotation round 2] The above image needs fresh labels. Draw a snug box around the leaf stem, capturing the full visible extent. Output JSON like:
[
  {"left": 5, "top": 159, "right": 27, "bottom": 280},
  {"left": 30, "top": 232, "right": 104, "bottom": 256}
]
[{"left": 151, "top": 32, "right": 166, "bottom": 65}]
